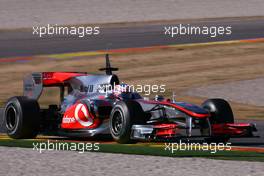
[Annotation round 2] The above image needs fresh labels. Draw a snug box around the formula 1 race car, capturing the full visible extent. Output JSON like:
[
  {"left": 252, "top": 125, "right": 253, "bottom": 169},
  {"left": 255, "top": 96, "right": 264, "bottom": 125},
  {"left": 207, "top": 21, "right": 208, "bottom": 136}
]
[{"left": 3, "top": 54, "right": 258, "bottom": 143}]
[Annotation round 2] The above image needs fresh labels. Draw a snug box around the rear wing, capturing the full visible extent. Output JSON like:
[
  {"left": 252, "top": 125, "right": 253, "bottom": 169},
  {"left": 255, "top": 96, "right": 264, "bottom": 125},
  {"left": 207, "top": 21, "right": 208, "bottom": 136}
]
[
  {"left": 23, "top": 54, "right": 117, "bottom": 100},
  {"left": 23, "top": 72, "right": 86, "bottom": 100}
]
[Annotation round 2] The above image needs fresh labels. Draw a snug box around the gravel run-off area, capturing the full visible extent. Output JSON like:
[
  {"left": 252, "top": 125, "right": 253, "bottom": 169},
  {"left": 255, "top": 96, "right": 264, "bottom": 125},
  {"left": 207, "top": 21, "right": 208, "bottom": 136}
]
[
  {"left": 0, "top": 147, "right": 263, "bottom": 176},
  {"left": 185, "top": 78, "right": 264, "bottom": 107}
]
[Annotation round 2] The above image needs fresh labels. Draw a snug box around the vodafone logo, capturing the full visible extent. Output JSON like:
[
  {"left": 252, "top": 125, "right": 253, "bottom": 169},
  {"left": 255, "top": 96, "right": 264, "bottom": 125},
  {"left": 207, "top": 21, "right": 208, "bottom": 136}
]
[
  {"left": 74, "top": 103, "right": 93, "bottom": 127},
  {"left": 63, "top": 116, "right": 75, "bottom": 123}
]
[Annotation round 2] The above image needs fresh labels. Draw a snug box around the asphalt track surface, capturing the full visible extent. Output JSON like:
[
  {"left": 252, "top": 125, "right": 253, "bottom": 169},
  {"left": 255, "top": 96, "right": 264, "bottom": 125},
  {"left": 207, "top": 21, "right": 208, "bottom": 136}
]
[{"left": 0, "top": 18, "right": 264, "bottom": 58}]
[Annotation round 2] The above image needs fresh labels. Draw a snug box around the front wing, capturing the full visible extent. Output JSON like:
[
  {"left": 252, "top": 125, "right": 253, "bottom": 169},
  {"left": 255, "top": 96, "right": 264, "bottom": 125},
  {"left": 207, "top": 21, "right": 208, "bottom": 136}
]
[{"left": 131, "top": 122, "right": 258, "bottom": 140}]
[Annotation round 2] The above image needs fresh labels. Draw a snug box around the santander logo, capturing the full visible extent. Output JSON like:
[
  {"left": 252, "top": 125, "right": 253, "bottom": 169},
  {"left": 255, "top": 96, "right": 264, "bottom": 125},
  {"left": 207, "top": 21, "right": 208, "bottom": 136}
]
[{"left": 74, "top": 103, "right": 93, "bottom": 127}]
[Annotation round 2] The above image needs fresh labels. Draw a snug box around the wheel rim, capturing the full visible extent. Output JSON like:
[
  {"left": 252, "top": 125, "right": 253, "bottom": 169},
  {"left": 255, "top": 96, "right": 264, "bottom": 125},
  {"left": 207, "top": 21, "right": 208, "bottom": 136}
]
[
  {"left": 6, "top": 105, "right": 17, "bottom": 131},
  {"left": 111, "top": 110, "right": 123, "bottom": 136}
]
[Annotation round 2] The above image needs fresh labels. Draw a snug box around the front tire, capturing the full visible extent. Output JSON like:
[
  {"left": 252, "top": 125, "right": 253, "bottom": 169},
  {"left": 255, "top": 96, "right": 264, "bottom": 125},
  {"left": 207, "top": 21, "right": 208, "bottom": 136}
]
[
  {"left": 4, "top": 96, "right": 40, "bottom": 139},
  {"left": 202, "top": 98, "right": 234, "bottom": 143},
  {"left": 109, "top": 101, "right": 147, "bottom": 144},
  {"left": 202, "top": 98, "right": 234, "bottom": 124}
]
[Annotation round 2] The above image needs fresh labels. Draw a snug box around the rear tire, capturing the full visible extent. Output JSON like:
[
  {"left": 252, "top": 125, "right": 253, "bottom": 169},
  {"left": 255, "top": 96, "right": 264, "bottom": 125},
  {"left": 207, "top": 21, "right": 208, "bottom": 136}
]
[
  {"left": 4, "top": 96, "right": 40, "bottom": 139},
  {"left": 109, "top": 101, "right": 147, "bottom": 144}
]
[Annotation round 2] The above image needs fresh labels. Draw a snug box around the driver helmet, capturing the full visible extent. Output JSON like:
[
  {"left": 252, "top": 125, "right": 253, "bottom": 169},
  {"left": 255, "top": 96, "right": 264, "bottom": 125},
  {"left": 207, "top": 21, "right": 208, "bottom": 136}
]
[{"left": 113, "top": 83, "right": 131, "bottom": 96}]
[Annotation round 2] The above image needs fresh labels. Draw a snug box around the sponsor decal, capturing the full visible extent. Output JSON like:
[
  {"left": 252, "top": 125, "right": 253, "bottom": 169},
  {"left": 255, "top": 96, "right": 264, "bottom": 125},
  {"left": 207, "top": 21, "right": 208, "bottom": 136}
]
[
  {"left": 62, "top": 116, "right": 76, "bottom": 123},
  {"left": 74, "top": 103, "right": 93, "bottom": 127}
]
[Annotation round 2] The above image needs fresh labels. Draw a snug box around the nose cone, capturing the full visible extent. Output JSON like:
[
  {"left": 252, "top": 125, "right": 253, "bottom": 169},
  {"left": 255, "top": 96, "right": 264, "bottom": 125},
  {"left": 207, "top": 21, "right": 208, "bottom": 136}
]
[{"left": 175, "top": 102, "right": 209, "bottom": 116}]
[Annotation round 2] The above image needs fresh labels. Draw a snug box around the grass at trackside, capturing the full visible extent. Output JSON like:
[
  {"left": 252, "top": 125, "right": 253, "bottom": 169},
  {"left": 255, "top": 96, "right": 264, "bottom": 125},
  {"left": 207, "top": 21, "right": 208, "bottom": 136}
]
[
  {"left": 99, "top": 143, "right": 264, "bottom": 162},
  {"left": 0, "top": 139, "right": 263, "bottom": 162}
]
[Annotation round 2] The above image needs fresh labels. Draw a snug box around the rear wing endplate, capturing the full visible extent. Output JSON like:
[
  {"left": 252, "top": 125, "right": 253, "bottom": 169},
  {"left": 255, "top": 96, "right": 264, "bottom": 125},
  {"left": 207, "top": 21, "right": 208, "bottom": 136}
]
[{"left": 23, "top": 72, "right": 43, "bottom": 100}]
